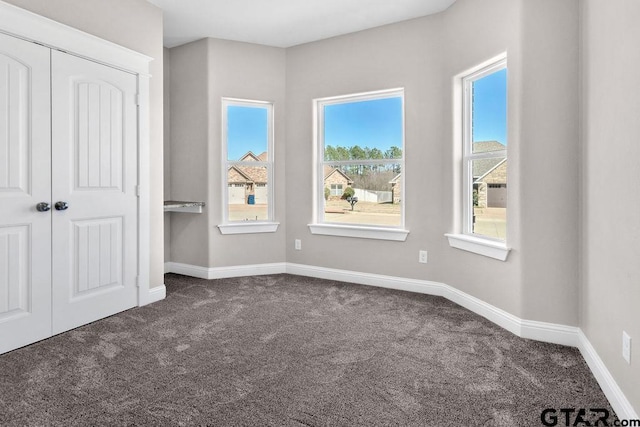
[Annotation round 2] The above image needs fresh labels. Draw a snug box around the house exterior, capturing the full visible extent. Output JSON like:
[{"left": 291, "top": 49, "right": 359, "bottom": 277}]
[
  {"left": 390, "top": 173, "right": 402, "bottom": 204},
  {"left": 324, "top": 165, "right": 353, "bottom": 199},
  {"left": 472, "top": 141, "right": 507, "bottom": 208},
  {"left": 229, "top": 155, "right": 356, "bottom": 204},
  {"left": 228, "top": 151, "right": 268, "bottom": 204}
]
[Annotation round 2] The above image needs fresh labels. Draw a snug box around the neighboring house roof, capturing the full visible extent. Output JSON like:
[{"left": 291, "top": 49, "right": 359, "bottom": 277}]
[
  {"left": 475, "top": 158, "right": 507, "bottom": 182},
  {"left": 239, "top": 165, "right": 268, "bottom": 183},
  {"left": 472, "top": 141, "right": 506, "bottom": 179},
  {"left": 228, "top": 165, "right": 254, "bottom": 183},
  {"left": 323, "top": 165, "right": 353, "bottom": 184},
  {"left": 229, "top": 151, "right": 269, "bottom": 184},
  {"left": 389, "top": 173, "right": 402, "bottom": 185},
  {"left": 239, "top": 151, "right": 262, "bottom": 162},
  {"left": 473, "top": 141, "right": 505, "bottom": 153}
]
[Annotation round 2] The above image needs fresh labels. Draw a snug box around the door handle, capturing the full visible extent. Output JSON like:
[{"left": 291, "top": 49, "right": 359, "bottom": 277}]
[
  {"left": 54, "top": 201, "right": 69, "bottom": 211},
  {"left": 36, "top": 202, "right": 51, "bottom": 212}
]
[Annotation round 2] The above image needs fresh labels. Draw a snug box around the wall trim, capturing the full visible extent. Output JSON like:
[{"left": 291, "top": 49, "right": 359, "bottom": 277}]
[
  {"left": 286, "top": 263, "right": 576, "bottom": 345},
  {"left": 163, "top": 261, "right": 636, "bottom": 418},
  {"left": 0, "top": 0, "right": 152, "bottom": 75},
  {"left": 577, "top": 330, "right": 639, "bottom": 420},
  {"left": 139, "top": 284, "right": 166, "bottom": 307},
  {"left": 164, "top": 261, "right": 286, "bottom": 280}
]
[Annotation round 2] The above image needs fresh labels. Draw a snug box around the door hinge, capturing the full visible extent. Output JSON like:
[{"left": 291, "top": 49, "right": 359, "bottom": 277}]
[
  {"left": 135, "top": 185, "right": 141, "bottom": 197},
  {"left": 135, "top": 93, "right": 140, "bottom": 106},
  {"left": 136, "top": 276, "right": 140, "bottom": 288}
]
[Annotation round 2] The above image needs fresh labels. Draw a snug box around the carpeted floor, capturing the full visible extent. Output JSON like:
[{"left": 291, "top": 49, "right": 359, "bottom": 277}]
[{"left": 0, "top": 274, "right": 616, "bottom": 426}]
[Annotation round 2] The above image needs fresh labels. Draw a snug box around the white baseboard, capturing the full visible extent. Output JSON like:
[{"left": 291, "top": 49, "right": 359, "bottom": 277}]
[
  {"left": 164, "top": 261, "right": 286, "bottom": 280},
  {"left": 164, "top": 261, "right": 636, "bottom": 417},
  {"left": 139, "top": 284, "right": 166, "bottom": 306},
  {"left": 520, "top": 319, "right": 580, "bottom": 347},
  {"left": 164, "top": 262, "right": 210, "bottom": 278},
  {"left": 578, "top": 330, "right": 639, "bottom": 420},
  {"left": 287, "top": 263, "right": 576, "bottom": 346}
]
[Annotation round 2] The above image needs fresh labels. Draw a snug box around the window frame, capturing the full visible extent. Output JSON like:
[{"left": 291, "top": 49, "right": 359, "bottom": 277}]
[
  {"left": 218, "top": 97, "right": 278, "bottom": 235},
  {"left": 330, "top": 183, "right": 343, "bottom": 196},
  {"left": 462, "top": 58, "right": 508, "bottom": 240},
  {"left": 446, "top": 54, "right": 510, "bottom": 260},
  {"left": 310, "top": 88, "right": 409, "bottom": 241}
]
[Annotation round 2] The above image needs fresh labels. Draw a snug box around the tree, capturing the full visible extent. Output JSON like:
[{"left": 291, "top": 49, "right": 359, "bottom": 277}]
[
  {"left": 349, "top": 145, "right": 366, "bottom": 160},
  {"left": 385, "top": 146, "right": 402, "bottom": 159},
  {"left": 369, "top": 147, "right": 383, "bottom": 159},
  {"left": 341, "top": 186, "right": 355, "bottom": 200}
]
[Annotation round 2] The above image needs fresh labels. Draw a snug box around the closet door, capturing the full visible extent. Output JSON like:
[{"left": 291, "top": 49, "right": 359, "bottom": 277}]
[
  {"left": 0, "top": 33, "right": 52, "bottom": 353},
  {"left": 51, "top": 51, "right": 138, "bottom": 334}
]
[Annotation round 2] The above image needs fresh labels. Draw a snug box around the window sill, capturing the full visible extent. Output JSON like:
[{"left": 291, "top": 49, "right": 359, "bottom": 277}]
[
  {"left": 218, "top": 222, "right": 280, "bottom": 235},
  {"left": 445, "top": 233, "right": 510, "bottom": 261},
  {"left": 309, "top": 223, "right": 409, "bottom": 241}
]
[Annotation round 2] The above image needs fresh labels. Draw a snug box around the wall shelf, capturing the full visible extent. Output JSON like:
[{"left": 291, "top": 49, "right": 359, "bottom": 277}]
[{"left": 164, "top": 201, "right": 205, "bottom": 213}]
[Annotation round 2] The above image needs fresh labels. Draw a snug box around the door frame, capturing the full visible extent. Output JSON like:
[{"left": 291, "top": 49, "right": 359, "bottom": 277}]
[{"left": 0, "top": 0, "right": 160, "bottom": 307}]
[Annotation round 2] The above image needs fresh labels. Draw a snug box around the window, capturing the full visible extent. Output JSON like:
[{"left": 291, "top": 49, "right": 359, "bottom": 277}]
[
  {"left": 310, "top": 88, "right": 408, "bottom": 241},
  {"left": 462, "top": 58, "right": 507, "bottom": 241},
  {"left": 219, "top": 98, "right": 278, "bottom": 234},
  {"left": 446, "top": 55, "right": 509, "bottom": 260},
  {"left": 330, "top": 184, "right": 343, "bottom": 196}
]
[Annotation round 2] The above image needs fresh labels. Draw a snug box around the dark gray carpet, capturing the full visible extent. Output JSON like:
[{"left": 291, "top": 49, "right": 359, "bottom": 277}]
[{"left": 0, "top": 274, "right": 615, "bottom": 426}]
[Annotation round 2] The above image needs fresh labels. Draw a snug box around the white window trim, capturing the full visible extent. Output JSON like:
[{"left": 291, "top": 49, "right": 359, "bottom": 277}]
[
  {"left": 447, "top": 54, "right": 510, "bottom": 260},
  {"left": 310, "top": 223, "right": 409, "bottom": 241},
  {"left": 218, "top": 222, "right": 280, "bottom": 235},
  {"left": 445, "top": 233, "right": 510, "bottom": 261},
  {"left": 219, "top": 97, "right": 278, "bottom": 234},
  {"left": 310, "top": 88, "right": 408, "bottom": 241}
]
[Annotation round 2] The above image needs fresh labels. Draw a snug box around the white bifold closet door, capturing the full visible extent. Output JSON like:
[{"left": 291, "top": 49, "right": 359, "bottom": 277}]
[
  {"left": 50, "top": 50, "right": 138, "bottom": 335},
  {"left": 0, "top": 34, "right": 139, "bottom": 353},
  {"left": 0, "top": 33, "right": 52, "bottom": 353}
]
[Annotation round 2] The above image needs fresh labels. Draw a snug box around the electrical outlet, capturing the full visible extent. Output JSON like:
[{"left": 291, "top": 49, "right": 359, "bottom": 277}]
[
  {"left": 295, "top": 239, "right": 302, "bottom": 250},
  {"left": 419, "top": 250, "right": 428, "bottom": 264},
  {"left": 622, "top": 331, "right": 631, "bottom": 364}
]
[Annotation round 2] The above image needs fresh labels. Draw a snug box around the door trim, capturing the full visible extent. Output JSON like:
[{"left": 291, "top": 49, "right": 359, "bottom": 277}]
[
  {"left": 0, "top": 0, "right": 156, "bottom": 308},
  {"left": 0, "top": 1, "right": 151, "bottom": 75}
]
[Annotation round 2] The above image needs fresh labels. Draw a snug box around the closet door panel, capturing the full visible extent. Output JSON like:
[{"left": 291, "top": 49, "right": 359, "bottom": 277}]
[
  {"left": 0, "top": 33, "right": 52, "bottom": 354},
  {"left": 51, "top": 51, "right": 138, "bottom": 334}
]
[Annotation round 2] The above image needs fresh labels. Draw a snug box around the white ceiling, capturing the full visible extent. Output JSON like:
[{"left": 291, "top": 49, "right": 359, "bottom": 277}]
[{"left": 148, "top": 0, "right": 457, "bottom": 48}]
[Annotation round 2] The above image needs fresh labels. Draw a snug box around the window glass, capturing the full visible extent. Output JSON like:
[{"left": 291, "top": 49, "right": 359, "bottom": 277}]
[
  {"left": 227, "top": 105, "right": 268, "bottom": 161},
  {"left": 471, "top": 68, "right": 507, "bottom": 154},
  {"left": 317, "top": 90, "right": 404, "bottom": 228},
  {"left": 223, "top": 99, "right": 273, "bottom": 223},
  {"left": 464, "top": 60, "right": 507, "bottom": 240}
]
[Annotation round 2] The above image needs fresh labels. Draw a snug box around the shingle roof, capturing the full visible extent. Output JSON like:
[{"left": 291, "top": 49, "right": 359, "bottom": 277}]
[
  {"left": 229, "top": 151, "right": 269, "bottom": 184},
  {"left": 473, "top": 141, "right": 506, "bottom": 153},
  {"left": 323, "top": 166, "right": 353, "bottom": 183},
  {"left": 472, "top": 141, "right": 506, "bottom": 178}
]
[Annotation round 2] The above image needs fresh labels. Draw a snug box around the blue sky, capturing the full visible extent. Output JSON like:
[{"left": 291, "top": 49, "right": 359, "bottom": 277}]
[
  {"left": 472, "top": 68, "right": 507, "bottom": 145},
  {"left": 227, "top": 71, "right": 507, "bottom": 159},
  {"left": 324, "top": 97, "right": 403, "bottom": 153},
  {"left": 227, "top": 105, "right": 268, "bottom": 160}
]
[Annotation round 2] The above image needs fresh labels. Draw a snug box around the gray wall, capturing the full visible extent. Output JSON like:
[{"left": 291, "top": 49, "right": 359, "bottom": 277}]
[
  {"left": 169, "top": 39, "right": 210, "bottom": 267},
  {"left": 164, "top": 47, "right": 171, "bottom": 263},
  {"left": 438, "top": 0, "right": 523, "bottom": 318},
  {"left": 168, "top": 39, "right": 287, "bottom": 267},
  {"left": 285, "top": 0, "right": 580, "bottom": 326},
  {"left": 4, "top": 0, "right": 165, "bottom": 289},
  {"left": 581, "top": 0, "right": 640, "bottom": 411},
  {"left": 517, "top": 0, "right": 580, "bottom": 324}
]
